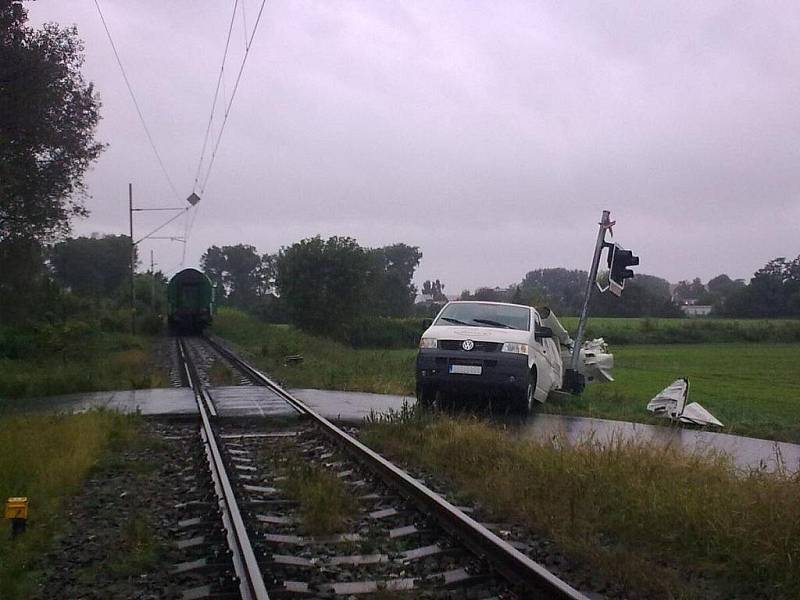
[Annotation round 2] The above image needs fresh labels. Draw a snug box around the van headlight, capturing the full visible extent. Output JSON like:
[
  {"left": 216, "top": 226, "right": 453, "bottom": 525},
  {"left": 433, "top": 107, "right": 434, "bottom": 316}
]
[
  {"left": 501, "top": 342, "right": 529, "bottom": 355},
  {"left": 419, "top": 338, "right": 438, "bottom": 349}
]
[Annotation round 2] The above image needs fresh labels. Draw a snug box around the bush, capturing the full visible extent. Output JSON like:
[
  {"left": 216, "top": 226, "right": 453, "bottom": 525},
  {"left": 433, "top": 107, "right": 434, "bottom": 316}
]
[
  {"left": 560, "top": 317, "right": 800, "bottom": 345},
  {"left": 345, "top": 317, "right": 425, "bottom": 348},
  {"left": 0, "top": 328, "right": 38, "bottom": 360},
  {"left": 136, "top": 313, "right": 164, "bottom": 335}
]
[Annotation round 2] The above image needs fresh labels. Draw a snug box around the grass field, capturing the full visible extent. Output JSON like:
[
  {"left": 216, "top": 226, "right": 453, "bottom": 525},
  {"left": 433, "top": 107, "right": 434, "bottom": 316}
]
[
  {"left": 211, "top": 308, "right": 415, "bottom": 394},
  {"left": 549, "top": 343, "right": 800, "bottom": 442},
  {"left": 362, "top": 413, "right": 800, "bottom": 599},
  {"left": 0, "top": 332, "right": 168, "bottom": 400},
  {"left": 558, "top": 316, "right": 800, "bottom": 345},
  {"left": 0, "top": 411, "right": 140, "bottom": 599},
  {"left": 212, "top": 309, "right": 800, "bottom": 442}
]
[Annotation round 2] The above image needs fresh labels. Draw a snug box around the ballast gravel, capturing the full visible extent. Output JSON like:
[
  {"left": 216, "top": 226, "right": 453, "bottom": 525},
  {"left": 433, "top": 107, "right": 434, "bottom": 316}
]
[{"left": 33, "top": 420, "right": 232, "bottom": 600}]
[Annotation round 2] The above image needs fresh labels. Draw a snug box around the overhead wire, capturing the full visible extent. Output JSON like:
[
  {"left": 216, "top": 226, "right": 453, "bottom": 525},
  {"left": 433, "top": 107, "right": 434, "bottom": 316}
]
[
  {"left": 95, "top": 0, "right": 269, "bottom": 267},
  {"left": 241, "top": 0, "right": 249, "bottom": 46},
  {"left": 191, "top": 0, "right": 240, "bottom": 193},
  {"left": 93, "top": 0, "right": 180, "bottom": 202},
  {"left": 198, "top": 0, "right": 269, "bottom": 195},
  {"left": 183, "top": 0, "right": 241, "bottom": 267},
  {"left": 183, "top": 0, "right": 268, "bottom": 266},
  {"left": 135, "top": 207, "right": 190, "bottom": 245}
]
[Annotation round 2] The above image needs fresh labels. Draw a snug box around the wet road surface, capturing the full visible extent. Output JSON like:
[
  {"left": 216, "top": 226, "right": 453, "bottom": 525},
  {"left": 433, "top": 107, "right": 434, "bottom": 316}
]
[
  {"left": 510, "top": 412, "right": 800, "bottom": 473},
  {"left": 2, "top": 388, "right": 198, "bottom": 416}
]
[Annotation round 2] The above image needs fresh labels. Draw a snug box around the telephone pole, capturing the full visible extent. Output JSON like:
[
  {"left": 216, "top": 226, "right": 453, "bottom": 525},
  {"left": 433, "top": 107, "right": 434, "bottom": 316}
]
[
  {"left": 150, "top": 250, "right": 156, "bottom": 311},
  {"left": 129, "top": 183, "right": 136, "bottom": 334}
]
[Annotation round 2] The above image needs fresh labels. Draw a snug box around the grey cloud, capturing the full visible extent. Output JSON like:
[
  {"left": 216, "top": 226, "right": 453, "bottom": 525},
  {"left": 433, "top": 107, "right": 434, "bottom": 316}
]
[{"left": 28, "top": 0, "right": 800, "bottom": 290}]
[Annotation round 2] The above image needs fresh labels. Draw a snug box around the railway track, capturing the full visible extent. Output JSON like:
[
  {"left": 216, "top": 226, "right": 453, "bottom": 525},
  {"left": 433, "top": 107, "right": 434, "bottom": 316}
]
[{"left": 176, "top": 334, "right": 589, "bottom": 600}]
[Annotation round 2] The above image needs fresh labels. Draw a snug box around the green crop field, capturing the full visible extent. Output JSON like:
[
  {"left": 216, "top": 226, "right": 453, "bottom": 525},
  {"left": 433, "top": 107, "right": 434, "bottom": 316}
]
[{"left": 546, "top": 344, "right": 800, "bottom": 442}]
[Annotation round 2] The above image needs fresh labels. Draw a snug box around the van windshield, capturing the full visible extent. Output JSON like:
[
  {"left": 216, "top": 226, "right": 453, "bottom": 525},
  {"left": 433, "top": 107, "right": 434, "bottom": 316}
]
[{"left": 434, "top": 303, "right": 530, "bottom": 331}]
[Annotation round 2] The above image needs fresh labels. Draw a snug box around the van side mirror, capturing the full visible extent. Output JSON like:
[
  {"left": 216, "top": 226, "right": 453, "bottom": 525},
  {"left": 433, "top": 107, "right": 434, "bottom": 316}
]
[
  {"left": 535, "top": 326, "right": 553, "bottom": 341},
  {"left": 422, "top": 318, "right": 433, "bottom": 329}
]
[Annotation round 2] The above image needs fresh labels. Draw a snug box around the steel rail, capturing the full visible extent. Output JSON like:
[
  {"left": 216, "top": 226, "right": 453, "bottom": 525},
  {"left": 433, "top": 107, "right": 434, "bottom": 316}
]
[
  {"left": 204, "top": 335, "right": 589, "bottom": 600},
  {"left": 177, "top": 338, "right": 271, "bottom": 600}
]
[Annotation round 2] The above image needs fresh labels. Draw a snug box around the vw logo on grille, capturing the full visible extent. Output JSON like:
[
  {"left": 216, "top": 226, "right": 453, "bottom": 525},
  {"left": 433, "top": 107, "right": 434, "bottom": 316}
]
[{"left": 461, "top": 339, "right": 475, "bottom": 351}]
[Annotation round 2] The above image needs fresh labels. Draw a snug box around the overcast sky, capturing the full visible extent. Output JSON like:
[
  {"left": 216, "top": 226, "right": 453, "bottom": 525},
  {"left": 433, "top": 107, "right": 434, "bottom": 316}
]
[{"left": 28, "top": 1, "right": 800, "bottom": 292}]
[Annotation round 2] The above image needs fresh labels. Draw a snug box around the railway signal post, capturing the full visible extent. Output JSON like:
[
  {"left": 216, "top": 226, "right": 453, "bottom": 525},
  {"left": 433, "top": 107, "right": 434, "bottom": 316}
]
[{"left": 564, "top": 210, "right": 639, "bottom": 394}]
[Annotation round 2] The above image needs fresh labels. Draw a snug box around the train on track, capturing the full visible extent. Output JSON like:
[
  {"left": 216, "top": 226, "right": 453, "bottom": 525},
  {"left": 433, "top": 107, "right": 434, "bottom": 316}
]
[{"left": 167, "top": 268, "right": 215, "bottom": 333}]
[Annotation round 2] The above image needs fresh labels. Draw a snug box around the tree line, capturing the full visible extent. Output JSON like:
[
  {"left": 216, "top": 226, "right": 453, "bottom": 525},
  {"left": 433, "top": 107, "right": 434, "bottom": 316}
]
[
  {"left": 4, "top": 231, "right": 798, "bottom": 345},
  {"left": 200, "top": 238, "right": 422, "bottom": 337},
  {"left": 2, "top": 2, "right": 797, "bottom": 342},
  {"left": 457, "top": 255, "right": 800, "bottom": 319}
]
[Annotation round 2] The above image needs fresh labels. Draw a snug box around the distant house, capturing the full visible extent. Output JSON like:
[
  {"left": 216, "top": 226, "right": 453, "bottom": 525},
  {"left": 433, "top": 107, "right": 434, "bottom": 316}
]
[{"left": 681, "top": 304, "right": 712, "bottom": 317}]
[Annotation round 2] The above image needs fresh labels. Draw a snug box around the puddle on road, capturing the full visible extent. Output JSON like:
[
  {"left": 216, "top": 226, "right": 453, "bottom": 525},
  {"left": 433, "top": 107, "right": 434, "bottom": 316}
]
[
  {"left": 493, "top": 411, "right": 800, "bottom": 474},
  {"left": 298, "top": 390, "right": 800, "bottom": 474}
]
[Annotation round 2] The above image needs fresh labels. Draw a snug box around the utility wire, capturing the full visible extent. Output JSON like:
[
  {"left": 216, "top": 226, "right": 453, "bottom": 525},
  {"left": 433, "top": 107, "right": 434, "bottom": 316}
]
[
  {"left": 135, "top": 207, "right": 189, "bottom": 245},
  {"left": 184, "top": 0, "right": 267, "bottom": 261},
  {"left": 192, "top": 0, "right": 240, "bottom": 193},
  {"left": 241, "top": 0, "right": 248, "bottom": 47},
  {"left": 93, "top": 0, "right": 180, "bottom": 201},
  {"left": 199, "top": 0, "right": 268, "bottom": 195},
  {"left": 184, "top": 0, "right": 242, "bottom": 267}
]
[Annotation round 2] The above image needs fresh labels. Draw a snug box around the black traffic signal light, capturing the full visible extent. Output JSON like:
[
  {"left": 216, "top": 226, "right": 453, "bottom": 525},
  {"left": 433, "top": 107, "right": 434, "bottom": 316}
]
[{"left": 606, "top": 243, "right": 639, "bottom": 289}]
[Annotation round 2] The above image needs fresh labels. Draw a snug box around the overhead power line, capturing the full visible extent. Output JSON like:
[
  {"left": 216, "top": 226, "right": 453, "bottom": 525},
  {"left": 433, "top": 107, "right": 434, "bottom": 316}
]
[
  {"left": 93, "top": 0, "right": 180, "bottom": 201},
  {"left": 135, "top": 207, "right": 189, "bottom": 245},
  {"left": 182, "top": 0, "right": 268, "bottom": 267},
  {"left": 198, "top": 0, "right": 269, "bottom": 195},
  {"left": 192, "top": 0, "right": 240, "bottom": 193}
]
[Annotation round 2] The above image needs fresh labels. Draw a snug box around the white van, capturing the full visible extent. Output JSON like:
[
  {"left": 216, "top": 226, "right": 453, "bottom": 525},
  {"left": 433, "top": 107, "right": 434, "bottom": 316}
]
[{"left": 416, "top": 301, "right": 613, "bottom": 411}]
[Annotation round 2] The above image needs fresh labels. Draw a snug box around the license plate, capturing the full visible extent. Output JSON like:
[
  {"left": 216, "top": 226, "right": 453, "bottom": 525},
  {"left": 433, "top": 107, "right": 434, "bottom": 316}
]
[{"left": 449, "top": 364, "right": 482, "bottom": 375}]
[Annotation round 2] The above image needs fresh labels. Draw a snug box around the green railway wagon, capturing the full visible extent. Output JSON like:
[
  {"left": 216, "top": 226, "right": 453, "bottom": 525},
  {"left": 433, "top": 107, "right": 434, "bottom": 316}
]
[{"left": 167, "top": 268, "right": 214, "bottom": 333}]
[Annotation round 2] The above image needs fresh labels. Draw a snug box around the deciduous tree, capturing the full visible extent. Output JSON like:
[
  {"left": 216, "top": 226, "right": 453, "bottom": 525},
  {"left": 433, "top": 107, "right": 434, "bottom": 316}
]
[
  {"left": 421, "top": 279, "right": 447, "bottom": 302},
  {"left": 367, "top": 243, "right": 422, "bottom": 317},
  {"left": 275, "top": 236, "right": 370, "bottom": 335},
  {"left": 0, "top": 1, "right": 104, "bottom": 241},
  {"left": 50, "top": 235, "right": 133, "bottom": 298},
  {"left": 200, "top": 244, "right": 274, "bottom": 309}
]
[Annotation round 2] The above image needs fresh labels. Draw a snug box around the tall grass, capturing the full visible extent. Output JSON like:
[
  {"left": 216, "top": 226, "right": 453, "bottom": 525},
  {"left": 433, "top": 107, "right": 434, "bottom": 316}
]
[
  {"left": 0, "top": 334, "right": 168, "bottom": 399},
  {"left": 363, "top": 414, "right": 800, "bottom": 599},
  {"left": 0, "top": 411, "right": 140, "bottom": 599}
]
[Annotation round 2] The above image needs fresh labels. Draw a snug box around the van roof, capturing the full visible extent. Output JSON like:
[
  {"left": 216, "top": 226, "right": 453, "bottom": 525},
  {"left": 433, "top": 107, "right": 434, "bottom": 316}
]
[{"left": 446, "top": 300, "right": 533, "bottom": 311}]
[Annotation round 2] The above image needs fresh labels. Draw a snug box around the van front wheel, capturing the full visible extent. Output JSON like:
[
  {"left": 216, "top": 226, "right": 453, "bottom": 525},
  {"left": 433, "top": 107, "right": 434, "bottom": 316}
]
[{"left": 517, "top": 368, "right": 537, "bottom": 414}]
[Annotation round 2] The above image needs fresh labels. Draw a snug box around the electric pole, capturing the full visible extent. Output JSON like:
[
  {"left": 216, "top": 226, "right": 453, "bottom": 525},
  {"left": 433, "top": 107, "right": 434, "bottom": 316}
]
[
  {"left": 129, "top": 183, "right": 136, "bottom": 335},
  {"left": 150, "top": 250, "right": 156, "bottom": 312}
]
